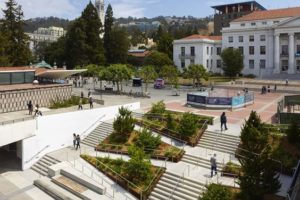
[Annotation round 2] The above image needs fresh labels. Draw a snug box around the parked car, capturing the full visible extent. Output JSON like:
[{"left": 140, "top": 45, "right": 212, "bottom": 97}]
[{"left": 154, "top": 78, "right": 165, "bottom": 89}]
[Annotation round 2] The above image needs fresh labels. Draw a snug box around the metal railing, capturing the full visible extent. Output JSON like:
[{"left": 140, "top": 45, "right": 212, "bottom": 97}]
[
  {"left": 0, "top": 116, "right": 35, "bottom": 126},
  {"left": 80, "top": 114, "right": 106, "bottom": 138},
  {"left": 25, "top": 145, "right": 50, "bottom": 164},
  {"left": 168, "top": 165, "right": 190, "bottom": 199}
]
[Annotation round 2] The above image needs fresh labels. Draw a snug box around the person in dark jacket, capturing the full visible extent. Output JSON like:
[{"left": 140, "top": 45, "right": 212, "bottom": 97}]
[
  {"left": 27, "top": 100, "right": 33, "bottom": 115},
  {"left": 73, "top": 133, "right": 76, "bottom": 149},
  {"left": 76, "top": 135, "right": 81, "bottom": 150},
  {"left": 220, "top": 112, "right": 228, "bottom": 131}
]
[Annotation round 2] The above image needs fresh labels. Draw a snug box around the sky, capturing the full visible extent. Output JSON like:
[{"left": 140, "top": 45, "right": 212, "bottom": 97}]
[{"left": 0, "top": 0, "right": 300, "bottom": 20}]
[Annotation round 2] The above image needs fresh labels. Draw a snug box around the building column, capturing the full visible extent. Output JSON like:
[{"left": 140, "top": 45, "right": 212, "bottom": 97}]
[
  {"left": 288, "top": 33, "right": 295, "bottom": 74},
  {"left": 274, "top": 33, "right": 280, "bottom": 74}
]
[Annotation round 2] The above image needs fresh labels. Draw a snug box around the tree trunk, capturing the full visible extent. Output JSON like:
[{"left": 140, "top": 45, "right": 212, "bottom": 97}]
[{"left": 145, "top": 82, "right": 148, "bottom": 92}]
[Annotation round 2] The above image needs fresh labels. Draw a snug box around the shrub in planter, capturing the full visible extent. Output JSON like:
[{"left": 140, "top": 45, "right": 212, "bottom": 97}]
[
  {"left": 136, "top": 129, "right": 161, "bottom": 153},
  {"left": 166, "top": 113, "right": 176, "bottom": 131},
  {"left": 113, "top": 107, "right": 135, "bottom": 137},
  {"left": 148, "top": 101, "right": 166, "bottom": 119},
  {"left": 223, "top": 162, "right": 241, "bottom": 176},
  {"left": 179, "top": 112, "right": 198, "bottom": 137},
  {"left": 200, "top": 184, "right": 232, "bottom": 200},
  {"left": 287, "top": 120, "right": 300, "bottom": 144}
]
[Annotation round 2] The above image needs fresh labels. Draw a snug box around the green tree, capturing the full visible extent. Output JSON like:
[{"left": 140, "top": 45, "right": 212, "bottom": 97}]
[
  {"left": 0, "top": 32, "right": 11, "bottom": 66},
  {"left": 65, "top": 2, "right": 105, "bottom": 68},
  {"left": 220, "top": 48, "right": 244, "bottom": 78},
  {"left": 166, "top": 113, "right": 176, "bottom": 131},
  {"left": 106, "top": 64, "right": 132, "bottom": 92},
  {"left": 144, "top": 51, "right": 173, "bottom": 73},
  {"left": 126, "top": 146, "right": 152, "bottom": 184},
  {"left": 185, "top": 64, "right": 209, "bottom": 88},
  {"left": 200, "top": 184, "right": 232, "bottom": 200},
  {"left": 287, "top": 120, "right": 300, "bottom": 144},
  {"left": 139, "top": 65, "right": 157, "bottom": 92},
  {"left": 44, "top": 36, "right": 66, "bottom": 67},
  {"left": 160, "top": 65, "right": 179, "bottom": 88},
  {"left": 103, "top": 4, "right": 114, "bottom": 64},
  {"left": 113, "top": 107, "right": 135, "bottom": 136},
  {"left": 149, "top": 101, "right": 166, "bottom": 115},
  {"left": 157, "top": 33, "right": 174, "bottom": 59},
  {"left": 1, "top": 0, "right": 32, "bottom": 66},
  {"left": 109, "top": 27, "right": 130, "bottom": 64},
  {"left": 179, "top": 112, "right": 198, "bottom": 137},
  {"left": 239, "top": 111, "right": 281, "bottom": 200}
]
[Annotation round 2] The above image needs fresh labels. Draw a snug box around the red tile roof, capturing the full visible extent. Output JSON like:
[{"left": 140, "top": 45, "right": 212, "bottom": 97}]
[
  {"left": 233, "top": 7, "right": 300, "bottom": 22},
  {"left": 181, "top": 35, "right": 222, "bottom": 41},
  {"left": 128, "top": 50, "right": 151, "bottom": 58},
  {"left": 0, "top": 66, "right": 33, "bottom": 71}
]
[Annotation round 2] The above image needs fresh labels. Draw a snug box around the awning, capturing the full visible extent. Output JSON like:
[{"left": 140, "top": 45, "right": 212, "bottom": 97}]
[{"left": 36, "top": 69, "right": 87, "bottom": 79}]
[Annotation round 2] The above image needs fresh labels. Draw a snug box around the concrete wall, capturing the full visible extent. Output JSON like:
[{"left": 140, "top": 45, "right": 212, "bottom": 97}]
[
  {"left": 22, "top": 102, "right": 140, "bottom": 170},
  {"left": 0, "top": 119, "right": 36, "bottom": 147}
]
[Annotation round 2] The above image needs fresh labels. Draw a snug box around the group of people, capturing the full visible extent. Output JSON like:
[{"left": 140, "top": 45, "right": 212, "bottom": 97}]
[
  {"left": 27, "top": 101, "right": 42, "bottom": 116},
  {"left": 78, "top": 89, "right": 93, "bottom": 110},
  {"left": 261, "top": 85, "right": 276, "bottom": 94},
  {"left": 73, "top": 133, "right": 81, "bottom": 150}
]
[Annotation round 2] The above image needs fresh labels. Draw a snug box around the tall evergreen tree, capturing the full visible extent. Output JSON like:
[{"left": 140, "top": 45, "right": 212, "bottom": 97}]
[
  {"left": 65, "top": 2, "right": 105, "bottom": 68},
  {"left": 103, "top": 4, "right": 114, "bottom": 64},
  {"left": 1, "top": 0, "right": 31, "bottom": 66},
  {"left": 109, "top": 27, "right": 130, "bottom": 64},
  {"left": 0, "top": 32, "right": 11, "bottom": 66}
]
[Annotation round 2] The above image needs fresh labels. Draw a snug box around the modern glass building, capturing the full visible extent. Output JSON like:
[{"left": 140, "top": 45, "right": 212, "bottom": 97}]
[{"left": 0, "top": 70, "right": 35, "bottom": 85}]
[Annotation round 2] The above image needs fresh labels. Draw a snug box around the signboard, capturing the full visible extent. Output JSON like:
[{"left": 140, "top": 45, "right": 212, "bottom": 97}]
[
  {"left": 206, "top": 97, "right": 232, "bottom": 106},
  {"left": 232, "top": 96, "right": 245, "bottom": 107},
  {"left": 245, "top": 93, "right": 254, "bottom": 103}
]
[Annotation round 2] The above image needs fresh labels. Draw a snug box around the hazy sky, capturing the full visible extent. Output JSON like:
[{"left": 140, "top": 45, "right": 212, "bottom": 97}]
[{"left": 0, "top": 0, "right": 300, "bottom": 19}]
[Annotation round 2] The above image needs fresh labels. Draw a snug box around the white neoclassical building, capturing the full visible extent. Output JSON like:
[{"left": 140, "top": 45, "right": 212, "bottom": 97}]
[
  {"left": 222, "top": 7, "right": 300, "bottom": 77},
  {"left": 173, "top": 35, "right": 223, "bottom": 72}
]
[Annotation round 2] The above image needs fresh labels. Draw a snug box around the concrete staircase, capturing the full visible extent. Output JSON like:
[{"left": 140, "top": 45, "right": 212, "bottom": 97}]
[
  {"left": 149, "top": 171, "right": 206, "bottom": 200},
  {"left": 31, "top": 155, "right": 61, "bottom": 176},
  {"left": 181, "top": 154, "right": 224, "bottom": 170},
  {"left": 197, "top": 131, "right": 240, "bottom": 154},
  {"left": 81, "top": 122, "right": 114, "bottom": 147}
]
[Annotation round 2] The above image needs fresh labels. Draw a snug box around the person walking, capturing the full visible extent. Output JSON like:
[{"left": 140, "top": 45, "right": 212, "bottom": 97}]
[
  {"left": 286, "top": 79, "right": 289, "bottom": 86},
  {"left": 210, "top": 153, "right": 217, "bottom": 177},
  {"left": 88, "top": 89, "right": 91, "bottom": 98},
  {"left": 81, "top": 91, "right": 84, "bottom": 99},
  {"left": 73, "top": 133, "right": 76, "bottom": 149},
  {"left": 78, "top": 98, "right": 83, "bottom": 110},
  {"left": 76, "top": 135, "right": 81, "bottom": 150},
  {"left": 220, "top": 112, "right": 228, "bottom": 131},
  {"left": 89, "top": 95, "right": 93, "bottom": 109},
  {"left": 274, "top": 84, "right": 277, "bottom": 93},
  {"left": 27, "top": 100, "right": 33, "bottom": 115}
]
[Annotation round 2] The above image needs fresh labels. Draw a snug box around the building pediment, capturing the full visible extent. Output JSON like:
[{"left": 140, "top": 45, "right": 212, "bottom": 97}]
[{"left": 276, "top": 15, "right": 300, "bottom": 28}]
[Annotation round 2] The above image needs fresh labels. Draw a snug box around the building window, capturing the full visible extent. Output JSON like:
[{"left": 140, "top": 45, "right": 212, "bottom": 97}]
[
  {"left": 249, "top": 35, "right": 254, "bottom": 42},
  {"left": 206, "top": 59, "right": 209, "bottom": 68},
  {"left": 259, "top": 60, "right": 266, "bottom": 69},
  {"left": 281, "top": 45, "right": 288, "bottom": 56},
  {"left": 251, "top": 22, "right": 256, "bottom": 26},
  {"left": 297, "top": 60, "right": 300, "bottom": 71},
  {"left": 190, "top": 59, "right": 195, "bottom": 65},
  {"left": 207, "top": 47, "right": 209, "bottom": 54},
  {"left": 249, "top": 46, "right": 255, "bottom": 55},
  {"left": 260, "top": 46, "right": 266, "bottom": 55},
  {"left": 282, "top": 60, "right": 288, "bottom": 71},
  {"left": 249, "top": 60, "right": 254, "bottom": 69},
  {"left": 228, "top": 36, "right": 233, "bottom": 43},
  {"left": 260, "top": 35, "right": 266, "bottom": 41},
  {"left": 262, "top": 21, "right": 267, "bottom": 25},
  {"left": 238, "top": 47, "right": 244, "bottom": 55},
  {"left": 239, "top": 36, "right": 243, "bottom": 42},
  {"left": 217, "top": 47, "right": 221, "bottom": 55},
  {"left": 217, "top": 60, "right": 222, "bottom": 68},
  {"left": 241, "top": 23, "right": 245, "bottom": 27},
  {"left": 181, "top": 47, "right": 185, "bottom": 56},
  {"left": 181, "top": 60, "right": 185, "bottom": 68},
  {"left": 211, "top": 47, "right": 213, "bottom": 55},
  {"left": 296, "top": 45, "right": 300, "bottom": 54},
  {"left": 211, "top": 60, "right": 213, "bottom": 68},
  {"left": 191, "top": 46, "right": 195, "bottom": 56},
  {"left": 273, "top": 21, "right": 279, "bottom": 24}
]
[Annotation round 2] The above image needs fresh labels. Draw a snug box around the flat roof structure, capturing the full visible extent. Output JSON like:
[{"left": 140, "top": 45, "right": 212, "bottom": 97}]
[{"left": 211, "top": 1, "right": 266, "bottom": 11}]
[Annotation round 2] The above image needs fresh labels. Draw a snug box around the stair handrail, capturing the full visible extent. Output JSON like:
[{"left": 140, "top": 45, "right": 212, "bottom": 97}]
[
  {"left": 167, "top": 165, "right": 190, "bottom": 200},
  {"left": 80, "top": 114, "right": 106, "bottom": 137},
  {"left": 0, "top": 115, "right": 35, "bottom": 126},
  {"left": 25, "top": 145, "right": 50, "bottom": 164}
]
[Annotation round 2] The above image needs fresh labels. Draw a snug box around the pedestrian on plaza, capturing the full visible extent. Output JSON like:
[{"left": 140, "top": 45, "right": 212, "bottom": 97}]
[
  {"left": 73, "top": 133, "right": 76, "bottom": 149},
  {"left": 27, "top": 100, "right": 33, "bottom": 115},
  {"left": 89, "top": 95, "right": 93, "bottom": 109},
  {"left": 76, "top": 135, "right": 81, "bottom": 150},
  {"left": 78, "top": 98, "right": 83, "bottom": 110},
  {"left": 274, "top": 84, "right": 277, "bottom": 93},
  {"left": 267, "top": 85, "right": 270, "bottom": 93},
  {"left": 34, "top": 104, "right": 40, "bottom": 116},
  {"left": 88, "top": 89, "right": 91, "bottom": 98},
  {"left": 220, "top": 112, "right": 228, "bottom": 131},
  {"left": 210, "top": 153, "right": 217, "bottom": 177},
  {"left": 286, "top": 79, "right": 289, "bottom": 86},
  {"left": 81, "top": 91, "right": 84, "bottom": 99}
]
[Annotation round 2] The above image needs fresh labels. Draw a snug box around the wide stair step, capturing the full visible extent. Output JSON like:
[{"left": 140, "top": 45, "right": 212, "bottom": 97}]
[
  {"left": 149, "top": 171, "right": 205, "bottom": 200},
  {"left": 82, "top": 122, "right": 113, "bottom": 148},
  {"left": 31, "top": 155, "right": 61, "bottom": 177},
  {"left": 181, "top": 154, "right": 224, "bottom": 169}
]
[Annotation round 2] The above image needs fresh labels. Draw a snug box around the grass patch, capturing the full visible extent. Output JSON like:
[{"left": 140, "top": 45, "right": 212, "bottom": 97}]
[
  {"left": 50, "top": 96, "right": 88, "bottom": 109},
  {"left": 222, "top": 162, "right": 241, "bottom": 177}
]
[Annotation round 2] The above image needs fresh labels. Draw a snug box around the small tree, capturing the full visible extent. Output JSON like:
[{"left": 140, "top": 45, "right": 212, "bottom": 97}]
[
  {"left": 126, "top": 146, "right": 152, "bottom": 183},
  {"left": 186, "top": 64, "right": 209, "bottom": 88},
  {"left": 144, "top": 51, "right": 173, "bottom": 73},
  {"left": 160, "top": 65, "right": 179, "bottom": 88},
  {"left": 136, "top": 129, "right": 161, "bottom": 152},
  {"left": 287, "top": 120, "right": 300, "bottom": 144},
  {"left": 113, "top": 107, "right": 135, "bottom": 136},
  {"left": 200, "top": 184, "right": 232, "bottom": 200},
  {"left": 179, "top": 112, "right": 198, "bottom": 137},
  {"left": 166, "top": 113, "right": 176, "bottom": 131},
  {"left": 149, "top": 101, "right": 166, "bottom": 115},
  {"left": 139, "top": 65, "right": 157, "bottom": 92},
  {"left": 220, "top": 48, "right": 244, "bottom": 78}
]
